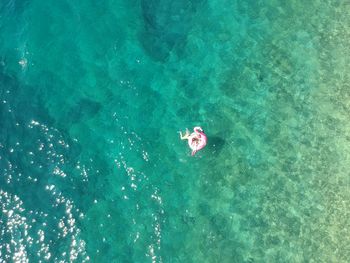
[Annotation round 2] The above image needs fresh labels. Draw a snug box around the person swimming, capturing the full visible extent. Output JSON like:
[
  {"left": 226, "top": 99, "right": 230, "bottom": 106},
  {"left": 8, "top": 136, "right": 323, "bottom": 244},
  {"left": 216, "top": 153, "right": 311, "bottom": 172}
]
[{"left": 180, "top": 126, "right": 207, "bottom": 156}]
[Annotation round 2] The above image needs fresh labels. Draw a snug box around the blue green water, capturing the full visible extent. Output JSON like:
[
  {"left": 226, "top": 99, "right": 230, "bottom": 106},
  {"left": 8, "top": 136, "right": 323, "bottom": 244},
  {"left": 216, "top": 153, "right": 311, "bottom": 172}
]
[{"left": 1, "top": 0, "right": 350, "bottom": 262}]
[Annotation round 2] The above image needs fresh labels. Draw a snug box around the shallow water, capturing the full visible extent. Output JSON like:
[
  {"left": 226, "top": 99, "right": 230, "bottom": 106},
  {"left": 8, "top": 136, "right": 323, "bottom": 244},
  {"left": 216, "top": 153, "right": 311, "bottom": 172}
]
[{"left": 1, "top": 0, "right": 350, "bottom": 262}]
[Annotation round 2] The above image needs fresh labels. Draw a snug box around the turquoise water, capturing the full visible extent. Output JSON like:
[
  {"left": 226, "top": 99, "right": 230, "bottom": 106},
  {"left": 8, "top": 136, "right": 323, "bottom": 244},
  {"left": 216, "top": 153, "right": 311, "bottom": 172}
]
[{"left": 1, "top": 0, "right": 350, "bottom": 262}]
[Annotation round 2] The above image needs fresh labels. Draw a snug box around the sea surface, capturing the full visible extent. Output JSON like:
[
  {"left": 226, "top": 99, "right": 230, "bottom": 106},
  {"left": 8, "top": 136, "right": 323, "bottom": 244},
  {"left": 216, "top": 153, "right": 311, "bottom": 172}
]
[{"left": 1, "top": 0, "right": 350, "bottom": 262}]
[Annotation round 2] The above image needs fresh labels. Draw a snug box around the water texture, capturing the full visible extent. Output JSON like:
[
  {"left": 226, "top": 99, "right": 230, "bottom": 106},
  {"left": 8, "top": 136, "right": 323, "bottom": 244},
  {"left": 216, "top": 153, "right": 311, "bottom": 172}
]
[{"left": 1, "top": 0, "right": 350, "bottom": 262}]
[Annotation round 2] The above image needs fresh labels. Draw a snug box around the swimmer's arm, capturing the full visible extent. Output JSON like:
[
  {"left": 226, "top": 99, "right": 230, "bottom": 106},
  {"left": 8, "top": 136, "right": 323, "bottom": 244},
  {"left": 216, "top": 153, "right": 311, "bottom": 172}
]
[
  {"left": 179, "top": 131, "right": 187, "bottom": 140},
  {"left": 179, "top": 129, "right": 190, "bottom": 140}
]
